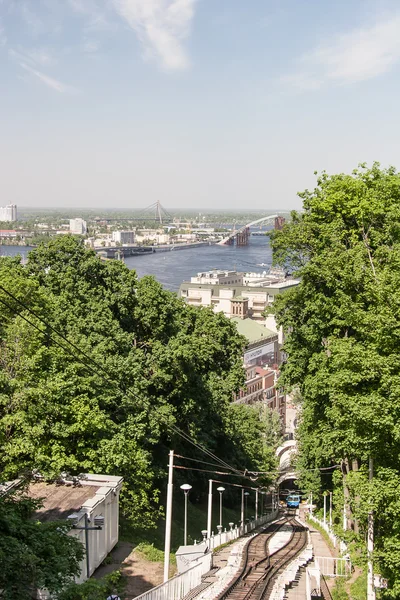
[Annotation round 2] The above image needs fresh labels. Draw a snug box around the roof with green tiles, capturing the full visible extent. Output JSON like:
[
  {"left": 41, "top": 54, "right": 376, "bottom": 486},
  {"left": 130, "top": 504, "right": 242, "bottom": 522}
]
[{"left": 232, "top": 317, "right": 277, "bottom": 344}]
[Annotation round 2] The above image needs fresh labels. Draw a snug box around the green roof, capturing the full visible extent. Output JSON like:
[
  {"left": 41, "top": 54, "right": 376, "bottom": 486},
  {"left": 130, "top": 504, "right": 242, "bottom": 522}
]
[{"left": 231, "top": 317, "right": 277, "bottom": 344}]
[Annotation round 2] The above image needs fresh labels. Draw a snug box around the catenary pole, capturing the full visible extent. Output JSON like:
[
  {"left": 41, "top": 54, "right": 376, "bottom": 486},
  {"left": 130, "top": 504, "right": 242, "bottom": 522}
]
[
  {"left": 367, "top": 457, "right": 376, "bottom": 600},
  {"left": 163, "top": 450, "right": 174, "bottom": 583},
  {"left": 241, "top": 488, "right": 245, "bottom": 529}
]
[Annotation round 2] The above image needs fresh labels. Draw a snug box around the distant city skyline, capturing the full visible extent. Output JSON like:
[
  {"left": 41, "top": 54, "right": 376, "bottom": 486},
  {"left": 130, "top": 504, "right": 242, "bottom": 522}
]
[{"left": 1, "top": 1, "right": 400, "bottom": 209}]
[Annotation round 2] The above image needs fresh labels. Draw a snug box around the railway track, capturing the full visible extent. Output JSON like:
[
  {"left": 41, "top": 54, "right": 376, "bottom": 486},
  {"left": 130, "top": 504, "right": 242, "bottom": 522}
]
[{"left": 215, "top": 513, "right": 308, "bottom": 600}]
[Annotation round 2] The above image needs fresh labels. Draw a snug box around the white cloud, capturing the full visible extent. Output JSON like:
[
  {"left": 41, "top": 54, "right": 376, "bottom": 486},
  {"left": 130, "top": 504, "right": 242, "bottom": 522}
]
[
  {"left": 19, "top": 61, "right": 78, "bottom": 93},
  {"left": 112, "top": 0, "right": 197, "bottom": 71},
  {"left": 283, "top": 13, "right": 400, "bottom": 91}
]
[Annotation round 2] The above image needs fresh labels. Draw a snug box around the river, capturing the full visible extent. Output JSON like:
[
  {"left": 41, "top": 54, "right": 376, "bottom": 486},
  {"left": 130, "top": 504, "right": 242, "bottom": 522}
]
[{"left": 1, "top": 237, "right": 272, "bottom": 291}]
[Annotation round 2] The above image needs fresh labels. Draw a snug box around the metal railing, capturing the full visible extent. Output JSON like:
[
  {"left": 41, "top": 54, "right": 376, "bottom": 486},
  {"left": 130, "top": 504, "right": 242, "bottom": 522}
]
[
  {"left": 314, "top": 556, "right": 351, "bottom": 578},
  {"left": 133, "top": 511, "right": 279, "bottom": 600}
]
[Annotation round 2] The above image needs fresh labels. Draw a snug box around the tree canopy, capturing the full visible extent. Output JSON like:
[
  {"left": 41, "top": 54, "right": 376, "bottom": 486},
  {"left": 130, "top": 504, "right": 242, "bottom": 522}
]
[
  {"left": 0, "top": 237, "right": 280, "bottom": 535},
  {"left": 271, "top": 163, "right": 400, "bottom": 596},
  {"left": 0, "top": 485, "right": 83, "bottom": 600}
]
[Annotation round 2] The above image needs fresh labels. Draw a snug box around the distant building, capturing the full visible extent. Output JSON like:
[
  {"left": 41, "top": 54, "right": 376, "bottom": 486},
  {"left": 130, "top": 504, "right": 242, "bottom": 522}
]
[
  {"left": 69, "top": 218, "right": 87, "bottom": 235},
  {"left": 190, "top": 270, "right": 244, "bottom": 285},
  {"left": 179, "top": 270, "right": 299, "bottom": 326},
  {"left": 0, "top": 230, "right": 17, "bottom": 238},
  {"left": 231, "top": 317, "right": 285, "bottom": 425},
  {"left": 0, "top": 204, "right": 17, "bottom": 222},
  {"left": 112, "top": 230, "right": 135, "bottom": 245}
]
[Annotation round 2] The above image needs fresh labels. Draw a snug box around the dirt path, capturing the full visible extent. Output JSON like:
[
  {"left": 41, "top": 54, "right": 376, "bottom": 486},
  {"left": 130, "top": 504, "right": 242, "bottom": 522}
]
[{"left": 94, "top": 542, "right": 175, "bottom": 599}]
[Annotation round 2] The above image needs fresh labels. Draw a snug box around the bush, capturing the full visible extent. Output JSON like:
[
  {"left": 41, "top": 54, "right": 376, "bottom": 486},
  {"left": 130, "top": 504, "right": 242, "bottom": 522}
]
[{"left": 57, "top": 570, "right": 125, "bottom": 600}]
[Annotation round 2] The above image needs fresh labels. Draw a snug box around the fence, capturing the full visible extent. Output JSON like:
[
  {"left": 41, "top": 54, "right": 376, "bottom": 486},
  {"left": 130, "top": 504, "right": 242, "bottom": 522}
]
[
  {"left": 314, "top": 556, "right": 352, "bottom": 578},
  {"left": 134, "top": 510, "right": 279, "bottom": 600},
  {"left": 201, "top": 510, "right": 278, "bottom": 552}
]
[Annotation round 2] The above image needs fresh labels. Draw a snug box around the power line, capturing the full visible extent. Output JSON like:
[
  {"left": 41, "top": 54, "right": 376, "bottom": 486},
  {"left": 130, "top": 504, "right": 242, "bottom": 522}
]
[
  {"left": 174, "top": 454, "right": 240, "bottom": 472},
  {"left": 0, "top": 282, "right": 255, "bottom": 481}
]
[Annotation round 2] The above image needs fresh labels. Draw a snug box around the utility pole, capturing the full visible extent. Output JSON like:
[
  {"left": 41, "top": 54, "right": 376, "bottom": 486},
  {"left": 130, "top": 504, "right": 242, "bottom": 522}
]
[
  {"left": 163, "top": 450, "right": 174, "bottom": 583},
  {"left": 367, "top": 457, "right": 376, "bottom": 600},
  {"left": 207, "top": 479, "right": 213, "bottom": 540}
]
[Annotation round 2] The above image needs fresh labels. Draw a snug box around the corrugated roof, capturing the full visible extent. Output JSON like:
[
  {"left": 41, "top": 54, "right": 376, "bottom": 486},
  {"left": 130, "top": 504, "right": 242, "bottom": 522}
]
[{"left": 232, "top": 317, "right": 277, "bottom": 344}]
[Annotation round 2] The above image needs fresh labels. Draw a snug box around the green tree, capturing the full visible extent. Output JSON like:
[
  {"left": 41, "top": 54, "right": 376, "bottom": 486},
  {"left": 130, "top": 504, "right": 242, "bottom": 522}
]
[
  {"left": 0, "top": 236, "right": 278, "bottom": 536},
  {"left": 270, "top": 163, "right": 400, "bottom": 595},
  {"left": 0, "top": 485, "right": 83, "bottom": 600}
]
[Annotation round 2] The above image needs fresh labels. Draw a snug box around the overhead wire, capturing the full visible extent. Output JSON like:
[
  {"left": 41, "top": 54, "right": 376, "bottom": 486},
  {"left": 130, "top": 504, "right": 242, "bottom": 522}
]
[
  {"left": 1, "top": 284, "right": 341, "bottom": 485},
  {"left": 0, "top": 282, "right": 254, "bottom": 481}
]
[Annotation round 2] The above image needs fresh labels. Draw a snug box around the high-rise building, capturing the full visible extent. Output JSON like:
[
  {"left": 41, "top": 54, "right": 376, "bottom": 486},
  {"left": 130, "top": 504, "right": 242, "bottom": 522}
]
[
  {"left": 69, "top": 218, "right": 87, "bottom": 235},
  {"left": 0, "top": 204, "right": 17, "bottom": 222}
]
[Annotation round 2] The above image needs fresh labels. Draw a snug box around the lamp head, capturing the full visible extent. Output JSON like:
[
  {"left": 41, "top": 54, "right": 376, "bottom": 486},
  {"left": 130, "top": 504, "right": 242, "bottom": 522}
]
[
  {"left": 180, "top": 484, "right": 192, "bottom": 491},
  {"left": 217, "top": 486, "right": 225, "bottom": 492}
]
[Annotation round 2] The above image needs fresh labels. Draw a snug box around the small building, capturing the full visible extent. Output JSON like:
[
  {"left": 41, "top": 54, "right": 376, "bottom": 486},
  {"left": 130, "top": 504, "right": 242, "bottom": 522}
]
[{"left": 28, "top": 473, "right": 123, "bottom": 585}]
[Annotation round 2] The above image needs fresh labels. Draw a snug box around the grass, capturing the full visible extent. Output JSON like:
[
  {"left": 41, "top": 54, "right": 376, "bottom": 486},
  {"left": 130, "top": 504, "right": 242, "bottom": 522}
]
[
  {"left": 120, "top": 495, "right": 245, "bottom": 555},
  {"left": 349, "top": 571, "right": 367, "bottom": 600},
  {"left": 307, "top": 515, "right": 336, "bottom": 553},
  {"left": 135, "top": 542, "right": 177, "bottom": 566}
]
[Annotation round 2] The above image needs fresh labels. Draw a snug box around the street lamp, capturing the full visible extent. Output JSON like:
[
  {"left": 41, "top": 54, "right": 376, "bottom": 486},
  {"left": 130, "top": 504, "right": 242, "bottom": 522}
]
[
  {"left": 180, "top": 484, "right": 192, "bottom": 545},
  {"left": 216, "top": 486, "right": 225, "bottom": 527},
  {"left": 244, "top": 492, "right": 250, "bottom": 522}
]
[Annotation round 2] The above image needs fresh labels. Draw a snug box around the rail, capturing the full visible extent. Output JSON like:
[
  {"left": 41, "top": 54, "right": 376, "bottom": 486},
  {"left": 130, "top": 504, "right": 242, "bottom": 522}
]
[
  {"left": 215, "top": 516, "right": 308, "bottom": 600},
  {"left": 133, "top": 511, "right": 279, "bottom": 600},
  {"left": 320, "top": 574, "right": 333, "bottom": 600}
]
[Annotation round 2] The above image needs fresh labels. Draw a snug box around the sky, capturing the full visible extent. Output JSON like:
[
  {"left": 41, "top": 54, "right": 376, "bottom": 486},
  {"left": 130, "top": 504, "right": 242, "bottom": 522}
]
[{"left": 1, "top": 0, "right": 400, "bottom": 210}]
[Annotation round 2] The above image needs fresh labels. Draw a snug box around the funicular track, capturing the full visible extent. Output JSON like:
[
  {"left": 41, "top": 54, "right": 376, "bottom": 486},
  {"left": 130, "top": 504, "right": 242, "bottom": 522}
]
[{"left": 215, "top": 513, "right": 308, "bottom": 600}]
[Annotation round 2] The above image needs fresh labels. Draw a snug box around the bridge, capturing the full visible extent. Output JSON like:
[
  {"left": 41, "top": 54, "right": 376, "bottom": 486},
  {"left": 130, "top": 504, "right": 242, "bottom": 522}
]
[
  {"left": 217, "top": 215, "right": 285, "bottom": 246},
  {"left": 276, "top": 439, "right": 297, "bottom": 488}
]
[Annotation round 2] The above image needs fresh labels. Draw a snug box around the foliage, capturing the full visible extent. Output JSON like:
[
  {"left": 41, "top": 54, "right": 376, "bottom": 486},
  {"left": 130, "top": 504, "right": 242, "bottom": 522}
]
[
  {"left": 57, "top": 570, "right": 125, "bottom": 600},
  {"left": 270, "top": 163, "right": 400, "bottom": 595},
  {"left": 0, "top": 236, "right": 280, "bottom": 537},
  {"left": 350, "top": 571, "right": 367, "bottom": 600},
  {"left": 0, "top": 485, "right": 84, "bottom": 600},
  {"left": 135, "top": 542, "right": 172, "bottom": 563},
  {"left": 331, "top": 578, "right": 349, "bottom": 600}
]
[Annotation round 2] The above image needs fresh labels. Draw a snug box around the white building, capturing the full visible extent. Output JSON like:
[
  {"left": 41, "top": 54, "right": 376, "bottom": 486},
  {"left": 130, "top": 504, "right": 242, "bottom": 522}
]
[
  {"left": 28, "top": 473, "right": 124, "bottom": 586},
  {"left": 112, "top": 230, "right": 135, "bottom": 245},
  {"left": 190, "top": 270, "right": 244, "bottom": 285},
  {"left": 70, "top": 218, "right": 87, "bottom": 235},
  {"left": 0, "top": 204, "right": 17, "bottom": 222}
]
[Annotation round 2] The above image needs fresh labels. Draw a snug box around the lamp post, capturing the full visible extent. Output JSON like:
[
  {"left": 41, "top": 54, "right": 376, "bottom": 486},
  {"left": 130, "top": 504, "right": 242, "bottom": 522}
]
[
  {"left": 255, "top": 488, "right": 259, "bottom": 521},
  {"left": 180, "top": 484, "right": 192, "bottom": 546},
  {"left": 244, "top": 491, "right": 250, "bottom": 522},
  {"left": 323, "top": 492, "right": 327, "bottom": 527},
  {"left": 216, "top": 486, "right": 225, "bottom": 528},
  {"left": 71, "top": 512, "right": 104, "bottom": 579},
  {"left": 329, "top": 491, "right": 333, "bottom": 529}
]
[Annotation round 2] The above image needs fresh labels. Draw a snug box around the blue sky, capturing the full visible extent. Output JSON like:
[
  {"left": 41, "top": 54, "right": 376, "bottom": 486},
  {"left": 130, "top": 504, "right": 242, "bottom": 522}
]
[{"left": 1, "top": 0, "right": 400, "bottom": 210}]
